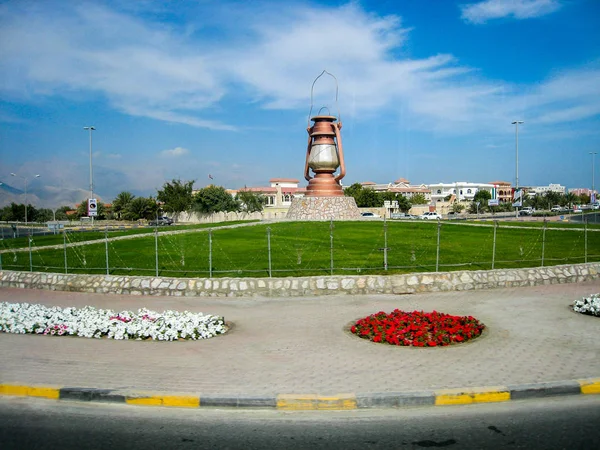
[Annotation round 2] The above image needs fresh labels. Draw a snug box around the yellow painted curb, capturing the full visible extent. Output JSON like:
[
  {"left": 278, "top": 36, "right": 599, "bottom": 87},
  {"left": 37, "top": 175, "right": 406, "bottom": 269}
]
[
  {"left": 579, "top": 378, "right": 600, "bottom": 395},
  {"left": 277, "top": 394, "right": 357, "bottom": 410},
  {"left": 126, "top": 394, "right": 199, "bottom": 408},
  {"left": 435, "top": 387, "right": 510, "bottom": 405},
  {"left": 0, "top": 384, "right": 60, "bottom": 399}
]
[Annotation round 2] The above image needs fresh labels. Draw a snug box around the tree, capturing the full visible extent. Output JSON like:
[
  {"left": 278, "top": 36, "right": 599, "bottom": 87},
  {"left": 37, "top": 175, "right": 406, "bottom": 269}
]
[
  {"left": 396, "top": 194, "right": 412, "bottom": 212},
  {"left": 35, "top": 208, "right": 54, "bottom": 223},
  {"left": 126, "top": 197, "right": 158, "bottom": 220},
  {"left": 356, "top": 188, "right": 381, "bottom": 207},
  {"left": 468, "top": 190, "right": 492, "bottom": 214},
  {"left": 54, "top": 206, "right": 72, "bottom": 221},
  {"left": 343, "top": 183, "right": 381, "bottom": 207},
  {"left": 343, "top": 183, "right": 364, "bottom": 200},
  {"left": 472, "top": 189, "right": 491, "bottom": 204},
  {"left": 576, "top": 193, "right": 590, "bottom": 205},
  {"left": 564, "top": 192, "right": 578, "bottom": 208},
  {"left": 410, "top": 193, "right": 427, "bottom": 205},
  {"left": 451, "top": 203, "right": 465, "bottom": 213},
  {"left": 157, "top": 179, "right": 194, "bottom": 216},
  {"left": 193, "top": 185, "right": 240, "bottom": 213},
  {"left": 112, "top": 191, "right": 135, "bottom": 220},
  {"left": 235, "top": 190, "right": 265, "bottom": 213}
]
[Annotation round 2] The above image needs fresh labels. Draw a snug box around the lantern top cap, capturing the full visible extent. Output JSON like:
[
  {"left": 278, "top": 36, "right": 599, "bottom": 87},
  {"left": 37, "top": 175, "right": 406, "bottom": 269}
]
[{"left": 310, "top": 115, "right": 338, "bottom": 122}]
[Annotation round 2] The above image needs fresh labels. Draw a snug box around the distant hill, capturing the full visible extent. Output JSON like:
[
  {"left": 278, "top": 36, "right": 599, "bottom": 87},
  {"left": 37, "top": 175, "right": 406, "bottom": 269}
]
[{"left": 0, "top": 181, "right": 23, "bottom": 196}]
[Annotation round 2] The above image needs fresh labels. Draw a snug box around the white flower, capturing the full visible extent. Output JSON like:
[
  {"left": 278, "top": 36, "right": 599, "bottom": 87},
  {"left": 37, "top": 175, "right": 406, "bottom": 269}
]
[
  {"left": 0, "top": 302, "right": 227, "bottom": 341},
  {"left": 572, "top": 293, "right": 600, "bottom": 317}
]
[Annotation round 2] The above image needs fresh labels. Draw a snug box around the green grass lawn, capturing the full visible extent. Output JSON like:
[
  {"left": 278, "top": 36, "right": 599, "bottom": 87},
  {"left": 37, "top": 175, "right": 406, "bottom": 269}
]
[
  {"left": 1, "top": 221, "right": 598, "bottom": 278},
  {"left": 0, "top": 221, "right": 258, "bottom": 250}
]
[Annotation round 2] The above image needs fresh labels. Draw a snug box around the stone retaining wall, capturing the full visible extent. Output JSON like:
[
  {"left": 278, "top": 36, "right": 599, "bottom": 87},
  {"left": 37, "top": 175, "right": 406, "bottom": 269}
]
[{"left": 1, "top": 263, "right": 598, "bottom": 298}]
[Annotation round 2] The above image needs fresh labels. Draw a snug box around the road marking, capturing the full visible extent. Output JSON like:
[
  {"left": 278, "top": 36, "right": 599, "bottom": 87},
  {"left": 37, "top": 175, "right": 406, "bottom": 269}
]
[
  {"left": 276, "top": 394, "right": 357, "bottom": 410},
  {"left": 579, "top": 378, "right": 600, "bottom": 394},
  {"left": 0, "top": 384, "right": 60, "bottom": 399},
  {"left": 125, "top": 394, "right": 199, "bottom": 408},
  {"left": 435, "top": 387, "right": 510, "bottom": 405}
]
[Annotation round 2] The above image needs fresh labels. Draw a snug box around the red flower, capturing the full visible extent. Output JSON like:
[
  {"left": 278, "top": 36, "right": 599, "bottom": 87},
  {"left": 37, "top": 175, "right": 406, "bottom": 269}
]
[{"left": 352, "top": 309, "right": 484, "bottom": 347}]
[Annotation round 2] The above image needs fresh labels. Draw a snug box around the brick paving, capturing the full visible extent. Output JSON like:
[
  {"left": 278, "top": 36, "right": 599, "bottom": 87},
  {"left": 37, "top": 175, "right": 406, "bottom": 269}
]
[{"left": 1, "top": 281, "right": 599, "bottom": 396}]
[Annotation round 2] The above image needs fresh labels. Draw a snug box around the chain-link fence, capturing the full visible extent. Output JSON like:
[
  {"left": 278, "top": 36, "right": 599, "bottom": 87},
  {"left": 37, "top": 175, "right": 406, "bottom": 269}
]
[{"left": 1, "top": 219, "right": 599, "bottom": 278}]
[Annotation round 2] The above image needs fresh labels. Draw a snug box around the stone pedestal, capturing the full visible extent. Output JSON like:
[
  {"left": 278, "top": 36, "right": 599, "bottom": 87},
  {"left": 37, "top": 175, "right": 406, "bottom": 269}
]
[{"left": 286, "top": 196, "right": 361, "bottom": 220}]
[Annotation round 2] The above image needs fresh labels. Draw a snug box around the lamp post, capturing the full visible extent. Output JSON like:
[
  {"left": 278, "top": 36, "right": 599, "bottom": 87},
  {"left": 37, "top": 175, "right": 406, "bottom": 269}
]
[
  {"left": 590, "top": 152, "right": 598, "bottom": 201},
  {"left": 10, "top": 172, "right": 40, "bottom": 228},
  {"left": 511, "top": 121, "right": 524, "bottom": 190},
  {"left": 84, "top": 126, "right": 96, "bottom": 224},
  {"left": 512, "top": 121, "right": 524, "bottom": 218}
]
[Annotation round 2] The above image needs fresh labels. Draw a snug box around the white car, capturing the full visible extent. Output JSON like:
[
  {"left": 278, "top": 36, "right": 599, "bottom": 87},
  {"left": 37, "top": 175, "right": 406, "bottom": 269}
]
[
  {"left": 361, "top": 212, "right": 381, "bottom": 218},
  {"left": 419, "top": 212, "right": 442, "bottom": 220}
]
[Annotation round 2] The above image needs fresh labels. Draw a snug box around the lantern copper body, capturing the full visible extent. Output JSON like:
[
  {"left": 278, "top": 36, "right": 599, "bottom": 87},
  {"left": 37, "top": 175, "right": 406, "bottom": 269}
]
[{"left": 304, "top": 115, "right": 346, "bottom": 197}]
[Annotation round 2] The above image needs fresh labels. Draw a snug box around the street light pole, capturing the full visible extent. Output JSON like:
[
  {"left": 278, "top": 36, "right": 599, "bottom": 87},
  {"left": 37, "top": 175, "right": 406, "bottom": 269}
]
[
  {"left": 590, "top": 152, "right": 598, "bottom": 200},
  {"left": 512, "top": 121, "right": 524, "bottom": 218},
  {"left": 84, "top": 126, "right": 96, "bottom": 225},
  {"left": 11, "top": 172, "right": 40, "bottom": 231},
  {"left": 512, "top": 121, "right": 524, "bottom": 190}
]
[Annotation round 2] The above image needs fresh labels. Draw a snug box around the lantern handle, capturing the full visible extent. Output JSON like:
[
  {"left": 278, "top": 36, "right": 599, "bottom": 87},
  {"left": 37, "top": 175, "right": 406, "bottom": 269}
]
[{"left": 308, "top": 70, "right": 340, "bottom": 126}]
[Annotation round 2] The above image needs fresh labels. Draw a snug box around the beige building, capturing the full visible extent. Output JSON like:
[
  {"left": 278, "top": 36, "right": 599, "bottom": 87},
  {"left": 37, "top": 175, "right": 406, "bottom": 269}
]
[
  {"left": 361, "top": 178, "right": 432, "bottom": 201},
  {"left": 229, "top": 178, "right": 306, "bottom": 208},
  {"left": 488, "top": 181, "right": 513, "bottom": 204}
]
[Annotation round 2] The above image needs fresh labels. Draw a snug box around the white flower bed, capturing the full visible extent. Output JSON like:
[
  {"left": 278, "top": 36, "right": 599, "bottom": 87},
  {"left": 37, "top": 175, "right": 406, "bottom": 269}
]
[
  {"left": 572, "top": 293, "right": 600, "bottom": 317},
  {"left": 0, "top": 302, "right": 227, "bottom": 341}
]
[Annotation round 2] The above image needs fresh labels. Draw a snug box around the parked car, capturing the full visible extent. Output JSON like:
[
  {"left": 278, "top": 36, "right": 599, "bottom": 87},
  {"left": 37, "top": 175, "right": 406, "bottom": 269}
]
[
  {"left": 592, "top": 203, "right": 600, "bottom": 210},
  {"left": 361, "top": 212, "right": 381, "bottom": 218},
  {"left": 519, "top": 207, "right": 534, "bottom": 216},
  {"left": 149, "top": 216, "right": 174, "bottom": 226},
  {"left": 390, "top": 212, "right": 407, "bottom": 219},
  {"left": 550, "top": 205, "right": 563, "bottom": 212},
  {"left": 419, "top": 212, "right": 442, "bottom": 220}
]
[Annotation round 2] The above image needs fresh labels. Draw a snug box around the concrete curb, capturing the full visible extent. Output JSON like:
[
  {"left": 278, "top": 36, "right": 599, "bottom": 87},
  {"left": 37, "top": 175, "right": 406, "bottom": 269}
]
[{"left": 2, "top": 379, "right": 599, "bottom": 410}]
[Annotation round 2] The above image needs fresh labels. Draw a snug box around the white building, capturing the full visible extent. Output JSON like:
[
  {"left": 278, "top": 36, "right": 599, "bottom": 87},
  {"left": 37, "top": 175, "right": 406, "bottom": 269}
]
[
  {"left": 228, "top": 178, "right": 306, "bottom": 208},
  {"left": 361, "top": 178, "right": 431, "bottom": 201},
  {"left": 526, "top": 183, "right": 566, "bottom": 197},
  {"left": 427, "top": 182, "right": 494, "bottom": 203}
]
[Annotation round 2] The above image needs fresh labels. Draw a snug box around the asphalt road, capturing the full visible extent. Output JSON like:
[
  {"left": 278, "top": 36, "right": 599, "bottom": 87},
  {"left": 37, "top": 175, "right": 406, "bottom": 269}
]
[{"left": 1, "top": 395, "right": 599, "bottom": 449}]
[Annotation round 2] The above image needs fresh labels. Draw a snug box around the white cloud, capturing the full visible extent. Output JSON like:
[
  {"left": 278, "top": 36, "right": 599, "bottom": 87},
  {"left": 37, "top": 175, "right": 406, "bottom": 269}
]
[
  {"left": 461, "top": 0, "right": 563, "bottom": 24},
  {"left": 160, "top": 147, "right": 190, "bottom": 157},
  {"left": 0, "top": 1, "right": 597, "bottom": 138}
]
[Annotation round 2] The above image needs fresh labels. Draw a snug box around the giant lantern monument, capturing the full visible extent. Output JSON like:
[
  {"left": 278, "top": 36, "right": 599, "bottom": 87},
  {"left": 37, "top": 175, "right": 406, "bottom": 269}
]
[{"left": 286, "top": 71, "right": 361, "bottom": 220}]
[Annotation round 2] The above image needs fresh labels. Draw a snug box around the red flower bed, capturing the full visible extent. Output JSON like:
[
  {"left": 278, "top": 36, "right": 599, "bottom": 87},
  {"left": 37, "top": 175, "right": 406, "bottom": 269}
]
[{"left": 350, "top": 309, "right": 485, "bottom": 347}]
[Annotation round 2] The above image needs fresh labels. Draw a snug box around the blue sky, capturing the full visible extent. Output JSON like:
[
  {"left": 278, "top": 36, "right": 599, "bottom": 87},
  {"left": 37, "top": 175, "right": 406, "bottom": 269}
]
[{"left": 1, "top": 0, "right": 599, "bottom": 207}]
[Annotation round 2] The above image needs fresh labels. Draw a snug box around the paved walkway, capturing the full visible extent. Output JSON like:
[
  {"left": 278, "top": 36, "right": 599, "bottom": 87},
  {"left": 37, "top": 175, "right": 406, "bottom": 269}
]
[{"left": 1, "top": 281, "right": 599, "bottom": 399}]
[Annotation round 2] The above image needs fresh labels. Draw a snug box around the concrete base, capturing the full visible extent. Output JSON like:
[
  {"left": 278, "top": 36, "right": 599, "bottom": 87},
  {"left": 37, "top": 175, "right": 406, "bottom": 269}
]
[{"left": 286, "top": 196, "right": 361, "bottom": 220}]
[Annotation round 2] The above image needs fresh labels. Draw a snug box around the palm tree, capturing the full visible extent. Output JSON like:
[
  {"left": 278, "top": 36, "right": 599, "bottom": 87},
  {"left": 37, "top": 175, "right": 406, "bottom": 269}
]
[
  {"left": 564, "top": 192, "right": 578, "bottom": 208},
  {"left": 112, "top": 191, "right": 135, "bottom": 220}
]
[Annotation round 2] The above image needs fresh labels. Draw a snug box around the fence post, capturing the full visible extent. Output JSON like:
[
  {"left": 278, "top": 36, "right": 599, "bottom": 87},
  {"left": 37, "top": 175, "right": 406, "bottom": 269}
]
[
  {"left": 541, "top": 219, "right": 547, "bottom": 267},
  {"left": 330, "top": 219, "right": 334, "bottom": 276},
  {"left": 105, "top": 226, "right": 109, "bottom": 275},
  {"left": 154, "top": 226, "right": 159, "bottom": 277},
  {"left": 435, "top": 220, "right": 441, "bottom": 272},
  {"left": 383, "top": 219, "right": 388, "bottom": 271},
  {"left": 584, "top": 217, "right": 588, "bottom": 264},
  {"left": 63, "top": 230, "right": 68, "bottom": 274},
  {"left": 492, "top": 220, "right": 498, "bottom": 269},
  {"left": 209, "top": 229, "right": 213, "bottom": 278},
  {"left": 28, "top": 236, "right": 33, "bottom": 272},
  {"left": 267, "top": 226, "right": 272, "bottom": 278}
]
